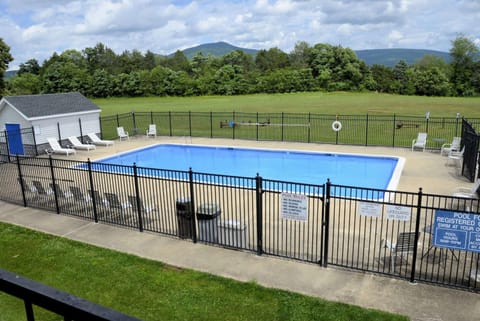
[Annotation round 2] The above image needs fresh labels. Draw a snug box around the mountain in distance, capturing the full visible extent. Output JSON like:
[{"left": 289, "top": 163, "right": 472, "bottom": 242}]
[
  {"left": 355, "top": 48, "right": 451, "bottom": 67},
  {"left": 175, "top": 41, "right": 258, "bottom": 60},
  {"left": 174, "top": 42, "right": 451, "bottom": 67}
]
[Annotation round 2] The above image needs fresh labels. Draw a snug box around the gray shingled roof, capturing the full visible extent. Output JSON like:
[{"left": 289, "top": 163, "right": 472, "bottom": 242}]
[{"left": 3, "top": 92, "right": 100, "bottom": 119}]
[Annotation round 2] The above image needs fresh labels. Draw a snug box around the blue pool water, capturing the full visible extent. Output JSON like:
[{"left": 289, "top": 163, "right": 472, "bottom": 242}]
[{"left": 92, "top": 144, "right": 404, "bottom": 190}]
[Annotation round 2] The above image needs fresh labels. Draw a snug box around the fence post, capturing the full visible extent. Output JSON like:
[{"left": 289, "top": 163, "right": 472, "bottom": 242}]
[
  {"left": 189, "top": 111, "right": 192, "bottom": 137},
  {"left": 256, "top": 112, "right": 259, "bottom": 141},
  {"left": 150, "top": 111, "right": 153, "bottom": 125},
  {"left": 323, "top": 179, "right": 331, "bottom": 267},
  {"left": 87, "top": 159, "right": 99, "bottom": 223},
  {"left": 255, "top": 174, "right": 263, "bottom": 256},
  {"left": 210, "top": 111, "right": 213, "bottom": 138},
  {"left": 410, "top": 187, "right": 423, "bottom": 283},
  {"left": 392, "top": 114, "right": 396, "bottom": 147},
  {"left": 31, "top": 126, "right": 38, "bottom": 156},
  {"left": 232, "top": 111, "right": 236, "bottom": 140},
  {"left": 48, "top": 155, "right": 60, "bottom": 214},
  {"left": 169, "top": 111, "right": 172, "bottom": 137},
  {"left": 132, "top": 163, "right": 144, "bottom": 232},
  {"left": 307, "top": 113, "right": 311, "bottom": 143},
  {"left": 188, "top": 168, "right": 197, "bottom": 243},
  {"left": 79, "top": 118, "right": 84, "bottom": 143},
  {"left": 57, "top": 122, "right": 61, "bottom": 144},
  {"left": 365, "top": 114, "right": 369, "bottom": 146},
  {"left": 281, "top": 112, "right": 285, "bottom": 142},
  {"left": 116, "top": 114, "right": 120, "bottom": 128},
  {"left": 4, "top": 129, "right": 11, "bottom": 162},
  {"left": 16, "top": 154, "right": 27, "bottom": 207}
]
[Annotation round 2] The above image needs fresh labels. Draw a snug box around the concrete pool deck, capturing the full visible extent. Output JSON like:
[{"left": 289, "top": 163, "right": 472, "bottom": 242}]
[{"left": 2, "top": 136, "right": 478, "bottom": 321}]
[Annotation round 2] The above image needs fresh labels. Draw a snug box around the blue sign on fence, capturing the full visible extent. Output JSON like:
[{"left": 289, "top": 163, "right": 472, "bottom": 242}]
[{"left": 433, "top": 210, "right": 480, "bottom": 252}]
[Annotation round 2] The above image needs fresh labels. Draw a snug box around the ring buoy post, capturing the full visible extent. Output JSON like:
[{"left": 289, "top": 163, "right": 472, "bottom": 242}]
[{"left": 332, "top": 120, "right": 342, "bottom": 132}]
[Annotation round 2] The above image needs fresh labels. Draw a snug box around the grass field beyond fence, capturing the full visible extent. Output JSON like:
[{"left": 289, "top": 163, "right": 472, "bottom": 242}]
[
  {"left": 92, "top": 92, "right": 480, "bottom": 118},
  {"left": 0, "top": 223, "right": 409, "bottom": 321}
]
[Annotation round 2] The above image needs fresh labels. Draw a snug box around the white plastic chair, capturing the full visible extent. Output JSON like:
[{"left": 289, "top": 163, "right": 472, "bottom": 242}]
[
  {"left": 446, "top": 146, "right": 465, "bottom": 166},
  {"left": 441, "top": 137, "right": 461, "bottom": 156},
  {"left": 412, "top": 133, "right": 427, "bottom": 151},
  {"left": 146, "top": 124, "right": 157, "bottom": 138},
  {"left": 117, "top": 127, "right": 129, "bottom": 141}
]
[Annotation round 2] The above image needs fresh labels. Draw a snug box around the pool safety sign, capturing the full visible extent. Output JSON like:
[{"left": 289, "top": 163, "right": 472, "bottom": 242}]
[
  {"left": 357, "top": 202, "right": 411, "bottom": 221},
  {"left": 433, "top": 210, "right": 480, "bottom": 253},
  {"left": 281, "top": 193, "right": 308, "bottom": 221}
]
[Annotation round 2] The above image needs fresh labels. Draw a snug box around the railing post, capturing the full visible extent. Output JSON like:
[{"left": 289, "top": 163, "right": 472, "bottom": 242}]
[
  {"left": 169, "top": 111, "right": 172, "bottom": 137},
  {"left": 57, "top": 122, "right": 61, "bottom": 144},
  {"left": 133, "top": 163, "right": 144, "bottom": 232},
  {"left": 132, "top": 111, "right": 137, "bottom": 137},
  {"left": 410, "top": 187, "right": 423, "bottom": 283},
  {"left": 48, "top": 155, "right": 60, "bottom": 214},
  {"left": 16, "top": 154, "right": 27, "bottom": 207},
  {"left": 188, "top": 168, "right": 197, "bottom": 243},
  {"left": 323, "top": 179, "right": 331, "bottom": 267},
  {"left": 87, "top": 159, "right": 99, "bottom": 223},
  {"left": 150, "top": 111, "right": 153, "bottom": 124},
  {"left": 255, "top": 174, "right": 263, "bottom": 256},
  {"left": 116, "top": 114, "right": 120, "bottom": 128},
  {"left": 24, "top": 299, "right": 35, "bottom": 321}
]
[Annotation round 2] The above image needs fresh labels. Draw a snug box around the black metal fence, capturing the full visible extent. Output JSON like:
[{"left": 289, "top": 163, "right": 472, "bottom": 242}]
[
  {"left": 100, "top": 112, "right": 480, "bottom": 149},
  {"left": 461, "top": 120, "right": 480, "bottom": 182},
  {"left": 1, "top": 155, "right": 479, "bottom": 292}
]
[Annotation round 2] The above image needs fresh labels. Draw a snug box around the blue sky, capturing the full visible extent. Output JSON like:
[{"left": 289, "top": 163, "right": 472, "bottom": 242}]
[{"left": 1, "top": 0, "right": 479, "bottom": 70}]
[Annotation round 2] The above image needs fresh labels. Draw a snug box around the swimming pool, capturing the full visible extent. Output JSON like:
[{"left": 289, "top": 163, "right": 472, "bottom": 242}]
[{"left": 92, "top": 144, "right": 404, "bottom": 190}]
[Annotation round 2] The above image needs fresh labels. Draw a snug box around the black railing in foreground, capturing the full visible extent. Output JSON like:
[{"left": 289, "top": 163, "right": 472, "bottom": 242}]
[
  {"left": 0, "top": 268, "right": 141, "bottom": 321},
  {"left": 0, "top": 154, "right": 479, "bottom": 293}
]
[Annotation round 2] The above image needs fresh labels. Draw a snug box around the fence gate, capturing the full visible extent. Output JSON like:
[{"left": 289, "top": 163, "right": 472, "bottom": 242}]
[{"left": 261, "top": 179, "right": 325, "bottom": 264}]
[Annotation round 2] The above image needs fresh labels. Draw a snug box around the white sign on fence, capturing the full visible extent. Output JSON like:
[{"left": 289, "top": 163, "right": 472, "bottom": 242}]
[
  {"left": 386, "top": 205, "right": 411, "bottom": 221},
  {"left": 358, "top": 202, "right": 382, "bottom": 217},
  {"left": 281, "top": 192, "right": 308, "bottom": 221}
]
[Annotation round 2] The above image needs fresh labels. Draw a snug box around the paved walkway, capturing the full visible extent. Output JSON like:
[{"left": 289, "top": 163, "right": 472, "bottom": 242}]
[{"left": 1, "top": 200, "right": 479, "bottom": 321}]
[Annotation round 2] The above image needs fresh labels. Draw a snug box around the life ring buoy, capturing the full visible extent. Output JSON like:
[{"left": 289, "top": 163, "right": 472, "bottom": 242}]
[{"left": 332, "top": 121, "right": 342, "bottom": 132}]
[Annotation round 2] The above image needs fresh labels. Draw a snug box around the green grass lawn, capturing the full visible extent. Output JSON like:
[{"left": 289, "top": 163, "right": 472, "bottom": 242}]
[
  {"left": 92, "top": 92, "right": 480, "bottom": 118},
  {"left": 0, "top": 222, "right": 409, "bottom": 321}
]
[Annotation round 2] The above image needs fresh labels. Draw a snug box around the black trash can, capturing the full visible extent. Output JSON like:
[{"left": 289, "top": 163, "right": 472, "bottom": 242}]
[
  {"left": 176, "top": 197, "right": 193, "bottom": 239},
  {"left": 196, "top": 203, "right": 221, "bottom": 242}
]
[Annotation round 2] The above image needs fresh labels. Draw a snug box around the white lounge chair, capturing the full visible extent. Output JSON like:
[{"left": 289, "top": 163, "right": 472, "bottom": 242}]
[
  {"left": 412, "top": 133, "right": 427, "bottom": 151},
  {"left": 441, "top": 137, "right": 461, "bottom": 156},
  {"left": 67, "top": 136, "right": 96, "bottom": 151},
  {"left": 87, "top": 133, "right": 114, "bottom": 146},
  {"left": 117, "top": 127, "right": 129, "bottom": 141},
  {"left": 146, "top": 124, "right": 157, "bottom": 138},
  {"left": 46, "top": 138, "right": 76, "bottom": 156}
]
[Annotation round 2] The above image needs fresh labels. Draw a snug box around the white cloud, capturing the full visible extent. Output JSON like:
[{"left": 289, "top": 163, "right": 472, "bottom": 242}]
[{"left": 2, "top": 0, "right": 480, "bottom": 70}]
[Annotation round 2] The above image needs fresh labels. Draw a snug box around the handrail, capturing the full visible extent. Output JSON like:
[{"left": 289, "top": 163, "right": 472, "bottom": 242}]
[{"left": 0, "top": 268, "right": 142, "bottom": 321}]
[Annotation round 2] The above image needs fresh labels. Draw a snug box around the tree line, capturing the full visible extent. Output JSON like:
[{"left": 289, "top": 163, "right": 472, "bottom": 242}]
[{"left": 1, "top": 36, "right": 479, "bottom": 98}]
